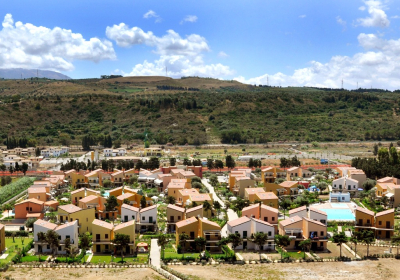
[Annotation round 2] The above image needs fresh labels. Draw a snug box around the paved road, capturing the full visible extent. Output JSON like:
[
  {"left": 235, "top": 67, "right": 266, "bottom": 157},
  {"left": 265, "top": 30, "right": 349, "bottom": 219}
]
[
  {"left": 202, "top": 179, "right": 238, "bottom": 237},
  {"left": 150, "top": 238, "right": 161, "bottom": 267}
]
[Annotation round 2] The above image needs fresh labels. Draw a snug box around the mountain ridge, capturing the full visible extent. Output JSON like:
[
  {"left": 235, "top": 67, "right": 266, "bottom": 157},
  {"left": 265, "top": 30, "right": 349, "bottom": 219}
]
[{"left": 0, "top": 68, "right": 71, "bottom": 80}]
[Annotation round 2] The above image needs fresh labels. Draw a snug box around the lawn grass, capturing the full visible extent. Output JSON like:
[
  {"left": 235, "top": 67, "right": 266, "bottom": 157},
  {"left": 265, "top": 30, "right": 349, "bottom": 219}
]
[
  {"left": 90, "top": 255, "right": 148, "bottom": 264},
  {"left": 163, "top": 252, "right": 200, "bottom": 259},
  {"left": 284, "top": 251, "right": 305, "bottom": 260},
  {"left": 1, "top": 237, "right": 33, "bottom": 264},
  {"left": 21, "top": 255, "right": 47, "bottom": 262}
]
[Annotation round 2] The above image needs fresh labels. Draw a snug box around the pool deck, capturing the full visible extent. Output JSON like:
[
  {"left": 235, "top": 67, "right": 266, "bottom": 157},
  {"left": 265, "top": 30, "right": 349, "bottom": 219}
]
[{"left": 311, "top": 202, "right": 357, "bottom": 221}]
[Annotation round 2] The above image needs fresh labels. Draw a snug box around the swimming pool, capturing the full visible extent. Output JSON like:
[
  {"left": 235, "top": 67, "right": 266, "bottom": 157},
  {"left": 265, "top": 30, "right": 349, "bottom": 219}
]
[{"left": 319, "top": 208, "right": 355, "bottom": 221}]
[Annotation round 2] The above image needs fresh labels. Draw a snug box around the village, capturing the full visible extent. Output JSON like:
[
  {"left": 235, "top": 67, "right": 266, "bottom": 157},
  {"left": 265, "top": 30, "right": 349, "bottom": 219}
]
[{"left": 0, "top": 141, "right": 398, "bottom": 280}]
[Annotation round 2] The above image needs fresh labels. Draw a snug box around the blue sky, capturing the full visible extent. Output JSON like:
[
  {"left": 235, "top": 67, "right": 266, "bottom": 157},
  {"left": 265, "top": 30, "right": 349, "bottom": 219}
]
[{"left": 1, "top": 0, "right": 400, "bottom": 89}]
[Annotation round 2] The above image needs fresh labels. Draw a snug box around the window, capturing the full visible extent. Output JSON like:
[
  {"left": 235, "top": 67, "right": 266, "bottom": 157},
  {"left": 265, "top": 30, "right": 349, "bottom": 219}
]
[
  {"left": 243, "top": 231, "right": 248, "bottom": 238},
  {"left": 268, "top": 231, "right": 271, "bottom": 236},
  {"left": 170, "top": 216, "right": 174, "bottom": 221},
  {"left": 58, "top": 236, "right": 61, "bottom": 240},
  {"left": 66, "top": 235, "right": 70, "bottom": 240},
  {"left": 178, "top": 216, "right": 181, "bottom": 220},
  {"left": 26, "top": 207, "right": 29, "bottom": 211},
  {"left": 142, "top": 216, "right": 145, "bottom": 220},
  {"left": 264, "top": 217, "right": 268, "bottom": 222},
  {"left": 339, "top": 185, "right": 342, "bottom": 189},
  {"left": 320, "top": 242, "right": 323, "bottom": 247},
  {"left": 215, "top": 233, "right": 219, "bottom": 237},
  {"left": 378, "top": 230, "right": 381, "bottom": 234},
  {"left": 235, "top": 231, "right": 238, "bottom": 234},
  {"left": 272, "top": 217, "right": 275, "bottom": 222},
  {"left": 379, "top": 221, "right": 382, "bottom": 225},
  {"left": 47, "top": 245, "right": 50, "bottom": 249},
  {"left": 367, "top": 219, "right": 370, "bottom": 224},
  {"left": 105, "top": 234, "right": 108, "bottom": 239},
  {"left": 58, "top": 246, "right": 61, "bottom": 251},
  {"left": 320, "top": 220, "right": 326, "bottom": 225},
  {"left": 132, "top": 215, "right": 135, "bottom": 220},
  {"left": 334, "top": 184, "right": 336, "bottom": 188},
  {"left": 105, "top": 245, "right": 109, "bottom": 249},
  {"left": 320, "top": 231, "right": 324, "bottom": 237}
]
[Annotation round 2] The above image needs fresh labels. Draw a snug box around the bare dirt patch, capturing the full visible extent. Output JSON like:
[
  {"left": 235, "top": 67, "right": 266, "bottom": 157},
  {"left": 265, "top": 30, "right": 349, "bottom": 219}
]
[
  {"left": 2, "top": 267, "right": 163, "bottom": 280},
  {"left": 173, "top": 259, "right": 398, "bottom": 280}
]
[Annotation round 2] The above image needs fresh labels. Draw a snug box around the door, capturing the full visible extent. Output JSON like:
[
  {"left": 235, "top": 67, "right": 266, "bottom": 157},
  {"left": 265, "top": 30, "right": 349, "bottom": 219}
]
[
  {"left": 96, "top": 245, "right": 101, "bottom": 253},
  {"left": 96, "top": 234, "right": 100, "bottom": 242},
  {"left": 149, "top": 216, "right": 153, "bottom": 223},
  {"left": 243, "top": 241, "right": 247, "bottom": 250},
  {"left": 386, "top": 231, "right": 391, "bottom": 238},
  {"left": 124, "top": 215, "right": 128, "bottom": 222},
  {"left": 358, "top": 219, "right": 363, "bottom": 226},
  {"left": 126, "top": 245, "right": 130, "bottom": 254},
  {"left": 386, "top": 221, "right": 391, "bottom": 229}
]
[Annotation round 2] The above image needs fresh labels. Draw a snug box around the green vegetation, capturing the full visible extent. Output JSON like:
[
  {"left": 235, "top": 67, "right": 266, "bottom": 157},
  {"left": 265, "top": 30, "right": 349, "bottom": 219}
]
[
  {"left": 0, "top": 177, "right": 35, "bottom": 204},
  {"left": 0, "top": 77, "right": 399, "bottom": 146},
  {"left": 2, "top": 237, "right": 33, "bottom": 264}
]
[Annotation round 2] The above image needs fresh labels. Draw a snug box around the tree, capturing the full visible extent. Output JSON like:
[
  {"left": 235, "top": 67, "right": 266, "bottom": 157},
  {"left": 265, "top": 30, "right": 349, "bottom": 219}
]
[
  {"left": 105, "top": 195, "right": 119, "bottom": 212},
  {"left": 349, "top": 231, "right": 362, "bottom": 258},
  {"left": 279, "top": 199, "right": 292, "bottom": 220},
  {"left": 169, "top": 158, "right": 176, "bottom": 166},
  {"left": 373, "top": 144, "right": 379, "bottom": 156},
  {"left": 290, "top": 156, "right": 301, "bottom": 167},
  {"left": 251, "top": 232, "right": 269, "bottom": 260},
  {"left": 215, "top": 160, "right": 224, "bottom": 171},
  {"left": 280, "top": 157, "right": 289, "bottom": 170},
  {"left": 114, "top": 233, "right": 131, "bottom": 263},
  {"left": 37, "top": 232, "right": 46, "bottom": 262},
  {"left": 183, "top": 158, "right": 192, "bottom": 166},
  {"left": 332, "top": 232, "right": 347, "bottom": 258},
  {"left": 317, "top": 182, "right": 328, "bottom": 194},
  {"left": 64, "top": 238, "right": 72, "bottom": 262},
  {"left": 361, "top": 230, "right": 375, "bottom": 258},
  {"left": 179, "top": 233, "right": 190, "bottom": 255},
  {"left": 21, "top": 162, "right": 29, "bottom": 175},
  {"left": 314, "top": 174, "right": 324, "bottom": 182},
  {"left": 228, "top": 233, "right": 243, "bottom": 250},
  {"left": 194, "top": 237, "right": 207, "bottom": 252},
  {"left": 363, "top": 179, "right": 376, "bottom": 192},
  {"left": 209, "top": 174, "right": 218, "bottom": 187},
  {"left": 192, "top": 182, "right": 203, "bottom": 189},
  {"left": 46, "top": 230, "right": 60, "bottom": 257},
  {"left": 203, "top": 201, "right": 212, "bottom": 217},
  {"left": 207, "top": 159, "right": 214, "bottom": 170},
  {"left": 213, "top": 201, "right": 221, "bottom": 217},
  {"left": 274, "top": 234, "right": 291, "bottom": 260},
  {"left": 157, "top": 234, "right": 169, "bottom": 259},
  {"left": 35, "top": 147, "right": 40, "bottom": 157},
  {"left": 225, "top": 155, "right": 235, "bottom": 170},
  {"left": 3, "top": 204, "right": 12, "bottom": 218},
  {"left": 139, "top": 196, "right": 147, "bottom": 209},
  {"left": 166, "top": 196, "right": 176, "bottom": 204},
  {"left": 79, "top": 233, "right": 92, "bottom": 262},
  {"left": 25, "top": 218, "right": 37, "bottom": 232},
  {"left": 299, "top": 239, "right": 311, "bottom": 259}
]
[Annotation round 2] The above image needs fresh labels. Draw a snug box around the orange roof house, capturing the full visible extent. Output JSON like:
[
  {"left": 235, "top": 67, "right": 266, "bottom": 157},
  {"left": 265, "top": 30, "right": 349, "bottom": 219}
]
[{"left": 14, "top": 198, "right": 45, "bottom": 219}]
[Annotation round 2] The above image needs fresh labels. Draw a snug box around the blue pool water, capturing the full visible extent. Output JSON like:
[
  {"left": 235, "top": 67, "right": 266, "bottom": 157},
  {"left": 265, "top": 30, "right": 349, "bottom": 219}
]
[
  {"left": 330, "top": 203, "right": 349, "bottom": 209},
  {"left": 319, "top": 209, "right": 355, "bottom": 221}
]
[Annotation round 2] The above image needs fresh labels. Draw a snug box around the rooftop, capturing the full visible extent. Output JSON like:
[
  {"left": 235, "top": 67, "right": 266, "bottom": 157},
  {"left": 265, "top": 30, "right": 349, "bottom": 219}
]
[
  {"left": 167, "top": 204, "right": 185, "bottom": 213},
  {"left": 92, "top": 219, "right": 113, "bottom": 230},
  {"left": 376, "top": 208, "right": 395, "bottom": 217},
  {"left": 176, "top": 216, "right": 197, "bottom": 228},
  {"left": 356, "top": 206, "right": 374, "bottom": 216},
  {"left": 58, "top": 204, "right": 83, "bottom": 214},
  {"left": 34, "top": 219, "right": 57, "bottom": 230},
  {"left": 186, "top": 204, "right": 203, "bottom": 213},
  {"left": 279, "top": 181, "right": 298, "bottom": 188},
  {"left": 79, "top": 195, "right": 99, "bottom": 204},
  {"left": 121, "top": 203, "right": 139, "bottom": 212},
  {"left": 114, "top": 220, "right": 135, "bottom": 231},
  {"left": 289, "top": 206, "right": 307, "bottom": 215},
  {"left": 140, "top": 204, "right": 157, "bottom": 213},
  {"left": 227, "top": 216, "right": 251, "bottom": 227},
  {"left": 279, "top": 215, "right": 302, "bottom": 227}
]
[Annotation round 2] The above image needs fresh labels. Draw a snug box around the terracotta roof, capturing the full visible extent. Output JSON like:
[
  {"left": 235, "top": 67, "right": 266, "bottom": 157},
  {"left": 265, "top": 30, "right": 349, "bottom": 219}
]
[
  {"left": 65, "top": 169, "right": 76, "bottom": 174},
  {"left": 189, "top": 194, "right": 212, "bottom": 202},
  {"left": 108, "top": 187, "right": 123, "bottom": 193},
  {"left": 303, "top": 217, "right": 326, "bottom": 227},
  {"left": 176, "top": 216, "right": 197, "bottom": 228},
  {"left": 168, "top": 182, "right": 186, "bottom": 189},
  {"left": 256, "top": 192, "right": 278, "bottom": 200},
  {"left": 15, "top": 198, "right": 44, "bottom": 206},
  {"left": 33, "top": 181, "right": 51, "bottom": 186},
  {"left": 85, "top": 169, "right": 103, "bottom": 178},
  {"left": 242, "top": 204, "right": 259, "bottom": 213},
  {"left": 349, "top": 169, "right": 365, "bottom": 175},
  {"left": 26, "top": 213, "right": 42, "bottom": 218},
  {"left": 235, "top": 176, "right": 251, "bottom": 181},
  {"left": 140, "top": 204, "right": 157, "bottom": 213},
  {"left": 252, "top": 218, "right": 273, "bottom": 227},
  {"left": 121, "top": 204, "right": 139, "bottom": 212},
  {"left": 111, "top": 170, "right": 124, "bottom": 177},
  {"left": 44, "top": 201, "right": 59, "bottom": 207},
  {"left": 167, "top": 204, "right": 185, "bottom": 213},
  {"left": 179, "top": 171, "right": 195, "bottom": 177},
  {"left": 227, "top": 216, "right": 251, "bottom": 227},
  {"left": 28, "top": 187, "right": 47, "bottom": 194},
  {"left": 289, "top": 206, "right": 307, "bottom": 215},
  {"left": 245, "top": 188, "right": 265, "bottom": 195},
  {"left": 186, "top": 205, "right": 203, "bottom": 213},
  {"left": 34, "top": 219, "right": 57, "bottom": 230},
  {"left": 71, "top": 188, "right": 85, "bottom": 195},
  {"left": 376, "top": 208, "right": 394, "bottom": 217},
  {"left": 79, "top": 195, "right": 99, "bottom": 204},
  {"left": 58, "top": 204, "right": 83, "bottom": 214},
  {"left": 260, "top": 204, "right": 279, "bottom": 213},
  {"left": 287, "top": 167, "right": 300, "bottom": 172},
  {"left": 56, "top": 220, "right": 78, "bottom": 230},
  {"left": 279, "top": 215, "right": 302, "bottom": 227},
  {"left": 356, "top": 207, "right": 374, "bottom": 216},
  {"left": 179, "top": 189, "right": 199, "bottom": 195},
  {"left": 279, "top": 181, "right": 298, "bottom": 188},
  {"left": 114, "top": 220, "right": 135, "bottom": 231},
  {"left": 199, "top": 218, "right": 221, "bottom": 228},
  {"left": 309, "top": 207, "right": 327, "bottom": 216},
  {"left": 117, "top": 193, "right": 135, "bottom": 200},
  {"left": 92, "top": 219, "right": 113, "bottom": 230},
  {"left": 377, "top": 177, "right": 394, "bottom": 183}
]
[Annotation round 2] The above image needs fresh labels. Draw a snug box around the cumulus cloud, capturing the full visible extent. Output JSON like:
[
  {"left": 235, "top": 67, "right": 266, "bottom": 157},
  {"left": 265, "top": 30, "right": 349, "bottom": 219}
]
[
  {"left": 180, "top": 15, "right": 198, "bottom": 24},
  {"left": 336, "top": 16, "right": 347, "bottom": 30},
  {"left": 143, "top": 10, "right": 162, "bottom": 23},
  {"left": 218, "top": 51, "right": 229, "bottom": 58},
  {"left": 0, "top": 14, "right": 116, "bottom": 71},
  {"left": 234, "top": 33, "right": 400, "bottom": 90},
  {"left": 106, "top": 22, "right": 233, "bottom": 78},
  {"left": 356, "top": 0, "right": 390, "bottom": 28}
]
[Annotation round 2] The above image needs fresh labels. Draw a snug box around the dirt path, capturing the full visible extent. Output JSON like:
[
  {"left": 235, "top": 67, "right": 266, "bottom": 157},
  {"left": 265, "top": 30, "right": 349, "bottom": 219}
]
[
  {"left": 1, "top": 267, "right": 164, "bottom": 280},
  {"left": 173, "top": 259, "right": 398, "bottom": 280}
]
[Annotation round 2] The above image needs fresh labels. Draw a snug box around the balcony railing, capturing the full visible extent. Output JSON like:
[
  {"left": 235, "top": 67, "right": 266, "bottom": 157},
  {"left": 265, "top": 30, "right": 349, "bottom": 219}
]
[
  {"left": 355, "top": 222, "right": 372, "bottom": 227},
  {"left": 93, "top": 239, "right": 112, "bottom": 243}
]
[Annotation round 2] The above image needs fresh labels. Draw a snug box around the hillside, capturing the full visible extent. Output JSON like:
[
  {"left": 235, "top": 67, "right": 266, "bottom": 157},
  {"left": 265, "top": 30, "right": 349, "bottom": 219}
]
[
  {"left": 0, "top": 76, "right": 399, "bottom": 147},
  {"left": 0, "top": 68, "right": 71, "bottom": 80}
]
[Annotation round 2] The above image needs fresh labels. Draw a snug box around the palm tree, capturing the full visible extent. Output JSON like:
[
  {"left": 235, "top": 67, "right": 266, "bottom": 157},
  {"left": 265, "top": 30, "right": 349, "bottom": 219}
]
[
  {"left": 46, "top": 230, "right": 60, "bottom": 257},
  {"left": 79, "top": 233, "right": 92, "bottom": 263},
  {"left": 279, "top": 199, "right": 292, "bottom": 220},
  {"left": 157, "top": 234, "right": 169, "bottom": 259},
  {"left": 274, "top": 234, "right": 291, "bottom": 260},
  {"left": 194, "top": 237, "right": 207, "bottom": 253},
  {"left": 332, "top": 232, "right": 347, "bottom": 258},
  {"left": 37, "top": 232, "right": 46, "bottom": 262},
  {"left": 228, "top": 233, "right": 243, "bottom": 250},
  {"left": 349, "top": 231, "right": 362, "bottom": 258},
  {"left": 64, "top": 238, "right": 71, "bottom": 262},
  {"left": 361, "top": 230, "right": 375, "bottom": 258},
  {"left": 299, "top": 239, "right": 311, "bottom": 260},
  {"left": 213, "top": 201, "right": 221, "bottom": 217},
  {"left": 179, "top": 233, "right": 189, "bottom": 256},
  {"left": 251, "top": 232, "right": 269, "bottom": 260},
  {"left": 114, "top": 233, "right": 131, "bottom": 263}
]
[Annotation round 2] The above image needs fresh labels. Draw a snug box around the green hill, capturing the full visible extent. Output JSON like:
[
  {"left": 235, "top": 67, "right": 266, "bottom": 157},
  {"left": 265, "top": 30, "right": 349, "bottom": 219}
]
[{"left": 0, "top": 76, "right": 399, "bottom": 147}]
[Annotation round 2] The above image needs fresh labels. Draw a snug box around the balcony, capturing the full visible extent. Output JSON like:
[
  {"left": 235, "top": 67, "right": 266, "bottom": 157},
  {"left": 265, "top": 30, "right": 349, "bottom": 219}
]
[
  {"left": 284, "top": 229, "right": 303, "bottom": 239},
  {"left": 93, "top": 239, "right": 112, "bottom": 243},
  {"left": 355, "top": 222, "right": 372, "bottom": 227}
]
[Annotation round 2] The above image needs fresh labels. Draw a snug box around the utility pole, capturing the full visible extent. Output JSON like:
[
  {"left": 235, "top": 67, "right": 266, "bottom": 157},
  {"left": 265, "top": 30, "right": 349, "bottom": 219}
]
[{"left": 341, "top": 79, "right": 343, "bottom": 89}]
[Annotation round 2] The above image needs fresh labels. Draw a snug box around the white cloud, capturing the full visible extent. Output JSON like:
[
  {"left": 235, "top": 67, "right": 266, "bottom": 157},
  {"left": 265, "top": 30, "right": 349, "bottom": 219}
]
[
  {"left": 106, "top": 22, "right": 233, "bottom": 78},
  {"left": 218, "top": 51, "right": 229, "bottom": 58},
  {"left": 143, "top": 10, "right": 162, "bottom": 23},
  {"left": 336, "top": 16, "right": 347, "bottom": 30},
  {"left": 234, "top": 33, "right": 400, "bottom": 90},
  {"left": 359, "top": 6, "right": 366, "bottom": 11},
  {"left": 356, "top": 0, "right": 390, "bottom": 28},
  {"left": 299, "top": 15, "right": 306, "bottom": 18},
  {"left": 0, "top": 14, "right": 115, "bottom": 71},
  {"left": 180, "top": 15, "right": 198, "bottom": 24},
  {"left": 391, "top": 15, "right": 400, "bottom": 19}
]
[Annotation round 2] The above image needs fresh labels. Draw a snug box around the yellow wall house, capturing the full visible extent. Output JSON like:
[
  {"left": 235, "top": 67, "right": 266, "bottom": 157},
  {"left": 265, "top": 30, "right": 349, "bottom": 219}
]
[
  {"left": 278, "top": 216, "right": 303, "bottom": 250},
  {"left": 278, "top": 181, "right": 299, "bottom": 196},
  {"left": 355, "top": 207, "right": 394, "bottom": 239},
  {"left": 375, "top": 177, "right": 400, "bottom": 208},
  {"left": 58, "top": 204, "right": 96, "bottom": 234},
  {"left": 166, "top": 204, "right": 185, "bottom": 233},
  {"left": 233, "top": 177, "right": 255, "bottom": 198},
  {"left": 302, "top": 217, "right": 328, "bottom": 251},
  {"left": 92, "top": 219, "right": 114, "bottom": 254},
  {"left": 244, "top": 188, "right": 266, "bottom": 202},
  {"left": 255, "top": 192, "right": 279, "bottom": 209},
  {"left": 113, "top": 220, "right": 136, "bottom": 255},
  {"left": 186, "top": 205, "right": 204, "bottom": 219}
]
